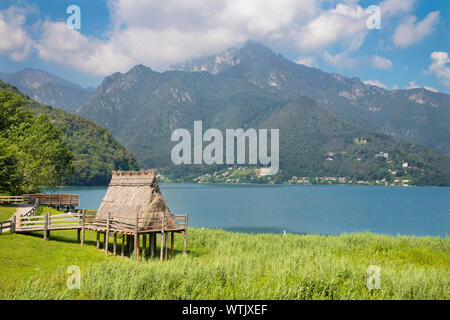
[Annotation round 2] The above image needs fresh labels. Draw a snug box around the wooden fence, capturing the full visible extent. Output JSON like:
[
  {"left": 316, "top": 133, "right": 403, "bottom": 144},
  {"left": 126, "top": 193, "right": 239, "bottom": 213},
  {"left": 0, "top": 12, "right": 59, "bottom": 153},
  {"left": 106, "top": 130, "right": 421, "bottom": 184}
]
[
  {"left": 0, "top": 196, "right": 24, "bottom": 204},
  {"left": 23, "top": 194, "right": 79, "bottom": 207},
  {"left": 0, "top": 210, "right": 189, "bottom": 261},
  {"left": 0, "top": 194, "right": 79, "bottom": 207},
  {"left": 0, "top": 220, "right": 12, "bottom": 235}
]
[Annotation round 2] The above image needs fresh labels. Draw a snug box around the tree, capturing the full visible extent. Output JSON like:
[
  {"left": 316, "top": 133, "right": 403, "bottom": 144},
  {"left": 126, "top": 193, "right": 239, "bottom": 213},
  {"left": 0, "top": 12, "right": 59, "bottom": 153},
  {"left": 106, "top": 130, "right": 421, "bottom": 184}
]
[
  {"left": 0, "top": 91, "right": 73, "bottom": 194},
  {"left": 0, "top": 138, "right": 19, "bottom": 194}
]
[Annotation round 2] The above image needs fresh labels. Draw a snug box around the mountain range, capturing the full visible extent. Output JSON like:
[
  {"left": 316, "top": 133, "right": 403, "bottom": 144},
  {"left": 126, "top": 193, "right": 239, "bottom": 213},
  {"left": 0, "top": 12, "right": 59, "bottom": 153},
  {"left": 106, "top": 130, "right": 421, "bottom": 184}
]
[
  {"left": 0, "top": 68, "right": 94, "bottom": 113},
  {"left": 78, "top": 62, "right": 450, "bottom": 185},
  {"left": 1, "top": 41, "right": 449, "bottom": 185},
  {"left": 171, "top": 41, "right": 450, "bottom": 154}
]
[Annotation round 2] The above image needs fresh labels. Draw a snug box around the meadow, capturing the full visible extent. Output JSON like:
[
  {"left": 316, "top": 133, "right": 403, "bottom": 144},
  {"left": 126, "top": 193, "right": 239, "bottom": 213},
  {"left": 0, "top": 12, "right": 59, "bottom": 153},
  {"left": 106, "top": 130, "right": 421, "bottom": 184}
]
[{"left": 0, "top": 218, "right": 448, "bottom": 300}]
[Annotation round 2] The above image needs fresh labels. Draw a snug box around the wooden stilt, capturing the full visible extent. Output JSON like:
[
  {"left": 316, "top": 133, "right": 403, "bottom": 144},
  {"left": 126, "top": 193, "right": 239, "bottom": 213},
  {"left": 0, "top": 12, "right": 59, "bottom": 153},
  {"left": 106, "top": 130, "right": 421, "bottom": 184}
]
[
  {"left": 113, "top": 233, "right": 117, "bottom": 255},
  {"left": 134, "top": 214, "right": 139, "bottom": 259},
  {"left": 160, "top": 214, "right": 165, "bottom": 261},
  {"left": 171, "top": 231, "right": 174, "bottom": 258},
  {"left": 160, "top": 232, "right": 164, "bottom": 261},
  {"left": 127, "top": 235, "right": 132, "bottom": 256},
  {"left": 121, "top": 234, "right": 125, "bottom": 256},
  {"left": 96, "top": 232, "right": 100, "bottom": 249},
  {"left": 164, "top": 232, "right": 168, "bottom": 261},
  {"left": 143, "top": 234, "right": 147, "bottom": 257},
  {"left": 150, "top": 232, "right": 155, "bottom": 258}
]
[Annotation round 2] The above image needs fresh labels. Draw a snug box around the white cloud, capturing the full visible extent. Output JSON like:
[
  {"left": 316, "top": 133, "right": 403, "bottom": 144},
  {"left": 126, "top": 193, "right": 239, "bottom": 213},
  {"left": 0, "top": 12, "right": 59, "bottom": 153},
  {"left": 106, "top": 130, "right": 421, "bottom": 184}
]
[
  {"left": 294, "top": 56, "right": 317, "bottom": 68},
  {"left": 424, "top": 86, "right": 438, "bottom": 93},
  {"left": 1, "top": 1, "right": 437, "bottom": 77},
  {"left": 428, "top": 51, "right": 450, "bottom": 88},
  {"left": 392, "top": 11, "right": 440, "bottom": 48},
  {"left": 33, "top": 0, "right": 322, "bottom": 75},
  {"left": 323, "top": 51, "right": 359, "bottom": 69},
  {"left": 363, "top": 80, "right": 389, "bottom": 89},
  {"left": 405, "top": 81, "right": 439, "bottom": 92},
  {"left": 0, "top": 6, "right": 34, "bottom": 61},
  {"left": 296, "top": 3, "right": 368, "bottom": 52},
  {"left": 371, "top": 55, "right": 393, "bottom": 70},
  {"left": 406, "top": 81, "right": 419, "bottom": 89},
  {"left": 380, "top": 0, "right": 416, "bottom": 17}
]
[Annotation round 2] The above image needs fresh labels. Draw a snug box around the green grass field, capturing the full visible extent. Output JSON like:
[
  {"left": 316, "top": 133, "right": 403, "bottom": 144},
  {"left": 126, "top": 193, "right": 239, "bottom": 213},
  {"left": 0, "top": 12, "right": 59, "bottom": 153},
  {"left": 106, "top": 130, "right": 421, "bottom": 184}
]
[
  {"left": 0, "top": 221, "right": 448, "bottom": 300},
  {"left": 0, "top": 205, "right": 17, "bottom": 221}
]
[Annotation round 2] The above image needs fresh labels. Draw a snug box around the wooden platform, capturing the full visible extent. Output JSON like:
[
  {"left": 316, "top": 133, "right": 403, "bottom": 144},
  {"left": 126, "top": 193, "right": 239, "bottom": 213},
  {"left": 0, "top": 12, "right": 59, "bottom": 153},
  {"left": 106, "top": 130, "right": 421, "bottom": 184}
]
[
  {"left": 2, "top": 210, "right": 188, "bottom": 261},
  {"left": 0, "top": 194, "right": 80, "bottom": 208}
]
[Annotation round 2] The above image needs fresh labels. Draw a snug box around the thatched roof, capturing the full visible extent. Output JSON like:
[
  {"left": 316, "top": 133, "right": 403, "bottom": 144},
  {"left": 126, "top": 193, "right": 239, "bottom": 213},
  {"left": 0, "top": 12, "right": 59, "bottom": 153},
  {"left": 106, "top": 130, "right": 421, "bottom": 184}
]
[{"left": 94, "top": 170, "right": 176, "bottom": 231}]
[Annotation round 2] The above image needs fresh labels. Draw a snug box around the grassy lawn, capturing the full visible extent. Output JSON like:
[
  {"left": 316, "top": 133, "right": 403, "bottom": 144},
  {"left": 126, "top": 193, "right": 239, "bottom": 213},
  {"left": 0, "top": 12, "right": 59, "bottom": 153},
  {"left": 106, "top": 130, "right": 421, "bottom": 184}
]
[
  {"left": 0, "top": 205, "right": 17, "bottom": 221},
  {"left": 0, "top": 226, "right": 448, "bottom": 300}
]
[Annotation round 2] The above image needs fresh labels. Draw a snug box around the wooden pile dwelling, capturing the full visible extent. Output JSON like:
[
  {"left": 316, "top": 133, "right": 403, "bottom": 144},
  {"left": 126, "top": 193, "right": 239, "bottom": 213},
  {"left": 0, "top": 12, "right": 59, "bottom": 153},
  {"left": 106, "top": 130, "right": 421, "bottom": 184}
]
[{"left": 85, "top": 169, "right": 188, "bottom": 260}]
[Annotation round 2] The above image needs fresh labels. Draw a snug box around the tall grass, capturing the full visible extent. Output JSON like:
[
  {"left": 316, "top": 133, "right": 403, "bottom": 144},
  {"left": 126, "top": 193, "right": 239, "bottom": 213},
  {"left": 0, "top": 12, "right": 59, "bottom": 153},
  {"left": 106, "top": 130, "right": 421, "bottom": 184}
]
[{"left": 1, "top": 229, "right": 449, "bottom": 300}]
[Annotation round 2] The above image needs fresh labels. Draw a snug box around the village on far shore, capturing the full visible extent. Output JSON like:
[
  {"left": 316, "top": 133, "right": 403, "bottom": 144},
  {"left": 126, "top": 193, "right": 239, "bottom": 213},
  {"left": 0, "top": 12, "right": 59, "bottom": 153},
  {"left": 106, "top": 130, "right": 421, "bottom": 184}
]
[{"left": 160, "top": 150, "right": 418, "bottom": 186}]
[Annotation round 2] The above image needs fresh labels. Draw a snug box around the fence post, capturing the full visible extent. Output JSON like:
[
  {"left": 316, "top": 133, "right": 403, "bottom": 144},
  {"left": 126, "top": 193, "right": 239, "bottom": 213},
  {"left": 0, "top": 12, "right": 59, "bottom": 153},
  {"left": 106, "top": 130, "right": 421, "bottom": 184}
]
[
  {"left": 43, "top": 213, "right": 48, "bottom": 240},
  {"left": 47, "top": 213, "right": 51, "bottom": 239},
  {"left": 105, "top": 212, "right": 110, "bottom": 255},
  {"left": 10, "top": 215, "right": 16, "bottom": 234},
  {"left": 81, "top": 210, "right": 85, "bottom": 246},
  {"left": 184, "top": 213, "right": 188, "bottom": 255}
]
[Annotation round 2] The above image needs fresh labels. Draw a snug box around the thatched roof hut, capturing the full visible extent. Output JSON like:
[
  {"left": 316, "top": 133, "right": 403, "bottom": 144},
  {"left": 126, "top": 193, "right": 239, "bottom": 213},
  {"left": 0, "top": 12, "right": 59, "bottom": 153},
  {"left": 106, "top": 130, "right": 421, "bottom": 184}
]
[{"left": 94, "top": 169, "right": 176, "bottom": 231}]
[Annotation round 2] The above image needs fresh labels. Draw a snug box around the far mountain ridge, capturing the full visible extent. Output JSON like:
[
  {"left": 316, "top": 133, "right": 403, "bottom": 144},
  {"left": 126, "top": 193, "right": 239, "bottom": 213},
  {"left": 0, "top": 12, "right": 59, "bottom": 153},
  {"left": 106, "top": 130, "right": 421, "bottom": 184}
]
[
  {"left": 170, "top": 41, "right": 450, "bottom": 154},
  {"left": 79, "top": 64, "right": 450, "bottom": 186},
  {"left": 0, "top": 68, "right": 94, "bottom": 113}
]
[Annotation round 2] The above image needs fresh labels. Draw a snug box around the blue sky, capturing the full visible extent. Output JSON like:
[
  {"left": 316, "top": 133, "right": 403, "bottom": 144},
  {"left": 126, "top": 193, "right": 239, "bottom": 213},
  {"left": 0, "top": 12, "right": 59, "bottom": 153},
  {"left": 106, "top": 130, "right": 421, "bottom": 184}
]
[{"left": 0, "top": 0, "right": 449, "bottom": 93}]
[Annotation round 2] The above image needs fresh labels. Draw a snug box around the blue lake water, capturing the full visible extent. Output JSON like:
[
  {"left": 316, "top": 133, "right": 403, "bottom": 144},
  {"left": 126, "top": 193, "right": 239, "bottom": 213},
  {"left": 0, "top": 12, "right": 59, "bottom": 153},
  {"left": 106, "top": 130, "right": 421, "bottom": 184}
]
[{"left": 47, "top": 184, "right": 450, "bottom": 237}]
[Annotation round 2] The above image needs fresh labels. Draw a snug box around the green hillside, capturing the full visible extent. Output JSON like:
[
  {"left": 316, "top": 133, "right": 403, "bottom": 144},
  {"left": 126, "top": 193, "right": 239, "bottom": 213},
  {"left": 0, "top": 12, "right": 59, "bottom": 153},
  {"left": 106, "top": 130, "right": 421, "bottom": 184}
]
[
  {"left": 173, "top": 41, "right": 450, "bottom": 154},
  {"left": 0, "top": 80, "right": 139, "bottom": 186},
  {"left": 79, "top": 66, "right": 450, "bottom": 185}
]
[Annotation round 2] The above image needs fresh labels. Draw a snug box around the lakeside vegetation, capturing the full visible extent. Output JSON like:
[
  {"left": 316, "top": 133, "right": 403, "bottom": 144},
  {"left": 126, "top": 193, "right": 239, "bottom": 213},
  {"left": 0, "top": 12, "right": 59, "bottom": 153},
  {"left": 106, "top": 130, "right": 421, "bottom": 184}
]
[
  {"left": 0, "top": 90, "right": 72, "bottom": 194},
  {"left": 0, "top": 221, "right": 448, "bottom": 300},
  {"left": 0, "top": 81, "right": 139, "bottom": 189}
]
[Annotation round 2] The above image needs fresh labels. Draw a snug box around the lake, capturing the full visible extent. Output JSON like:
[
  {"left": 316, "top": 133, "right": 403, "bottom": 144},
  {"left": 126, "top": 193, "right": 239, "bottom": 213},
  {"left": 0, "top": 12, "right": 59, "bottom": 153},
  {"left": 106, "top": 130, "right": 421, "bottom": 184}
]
[{"left": 47, "top": 184, "right": 450, "bottom": 237}]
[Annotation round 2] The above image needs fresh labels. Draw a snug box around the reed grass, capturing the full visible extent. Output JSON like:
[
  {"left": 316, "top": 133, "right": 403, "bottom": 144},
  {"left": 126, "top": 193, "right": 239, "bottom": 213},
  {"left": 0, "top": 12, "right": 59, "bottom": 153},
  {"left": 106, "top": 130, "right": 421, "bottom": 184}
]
[{"left": 1, "top": 228, "right": 449, "bottom": 300}]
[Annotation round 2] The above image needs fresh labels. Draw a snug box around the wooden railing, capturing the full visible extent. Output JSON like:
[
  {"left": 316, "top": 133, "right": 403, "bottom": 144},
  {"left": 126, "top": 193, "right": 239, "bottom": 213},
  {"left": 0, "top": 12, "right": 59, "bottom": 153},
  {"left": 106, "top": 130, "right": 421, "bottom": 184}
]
[
  {"left": 16, "top": 212, "right": 83, "bottom": 233},
  {"left": 87, "top": 213, "right": 188, "bottom": 233},
  {"left": 22, "top": 199, "right": 39, "bottom": 217},
  {"left": 23, "top": 194, "right": 79, "bottom": 207},
  {"left": 0, "top": 220, "right": 12, "bottom": 235},
  {"left": 0, "top": 194, "right": 79, "bottom": 207},
  {"left": 0, "top": 196, "right": 24, "bottom": 204}
]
